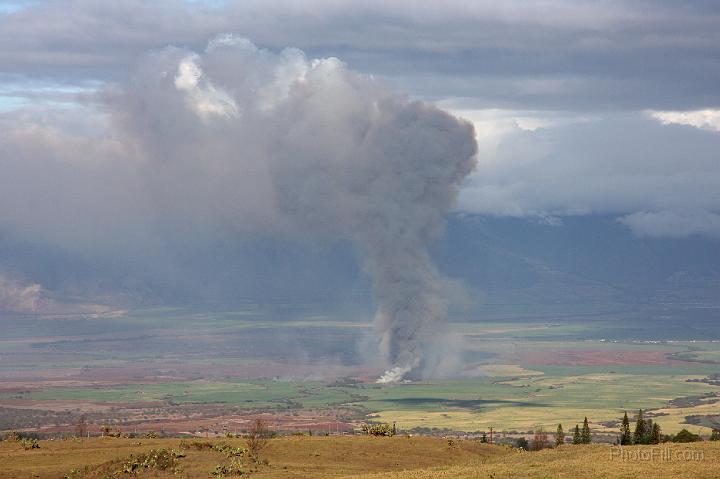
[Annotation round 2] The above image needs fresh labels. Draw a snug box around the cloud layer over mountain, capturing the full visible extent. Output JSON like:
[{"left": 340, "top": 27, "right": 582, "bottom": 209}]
[{"left": 0, "top": 0, "right": 718, "bottom": 313}]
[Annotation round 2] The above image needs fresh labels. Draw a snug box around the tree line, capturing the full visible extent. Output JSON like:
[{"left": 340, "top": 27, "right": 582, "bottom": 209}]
[
  {"left": 515, "top": 410, "right": 720, "bottom": 450},
  {"left": 619, "top": 409, "right": 661, "bottom": 445}
]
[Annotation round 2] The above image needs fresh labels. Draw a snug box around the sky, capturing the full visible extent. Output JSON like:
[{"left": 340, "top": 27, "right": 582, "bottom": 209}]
[{"left": 0, "top": 0, "right": 719, "bottom": 313}]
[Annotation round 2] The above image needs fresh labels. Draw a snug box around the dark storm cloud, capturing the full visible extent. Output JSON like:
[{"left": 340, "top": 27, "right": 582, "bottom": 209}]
[{"left": 0, "top": 0, "right": 719, "bottom": 109}]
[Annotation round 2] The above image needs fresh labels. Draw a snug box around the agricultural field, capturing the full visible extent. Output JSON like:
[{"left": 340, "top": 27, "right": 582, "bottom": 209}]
[
  {"left": 368, "top": 370, "right": 720, "bottom": 434},
  {"left": 2, "top": 305, "right": 719, "bottom": 438},
  {"left": 1, "top": 436, "right": 719, "bottom": 479}
]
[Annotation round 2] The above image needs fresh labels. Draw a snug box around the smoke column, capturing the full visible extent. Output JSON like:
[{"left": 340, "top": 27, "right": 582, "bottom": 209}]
[{"left": 109, "top": 36, "right": 477, "bottom": 382}]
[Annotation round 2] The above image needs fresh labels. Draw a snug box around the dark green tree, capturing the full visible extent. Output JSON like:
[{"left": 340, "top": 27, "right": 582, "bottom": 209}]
[
  {"left": 480, "top": 432, "right": 488, "bottom": 443},
  {"left": 581, "top": 417, "right": 592, "bottom": 444},
  {"left": 515, "top": 437, "right": 529, "bottom": 450},
  {"left": 643, "top": 419, "right": 654, "bottom": 444},
  {"left": 555, "top": 424, "right": 565, "bottom": 447},
  {"left": 648, "top": 422, "right": 661, "bottom": 444},
  {"left": 572, "top": 424, "right": 581, "bottom": 444},
  {"left": 634, "top": 409, "right": 646, "bottom": 445},
  {"left": 710, "top": 429, "right": 720, "bottom": 441},
  {"left": 673, "top": 429, "right": 701, "bottom": 443},
  {"left": 620, "top": 411, "right": 632, "bottom": 445}
]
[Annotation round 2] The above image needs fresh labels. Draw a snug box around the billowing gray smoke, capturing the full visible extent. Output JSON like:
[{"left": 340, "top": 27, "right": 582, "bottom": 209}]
[{"left": 108, "top": 36, "right": 477, "bottom": 381}]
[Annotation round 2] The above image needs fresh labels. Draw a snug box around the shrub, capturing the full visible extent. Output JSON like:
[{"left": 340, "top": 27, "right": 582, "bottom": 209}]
[
  {"left": 214, "top": 442, "right": 248, "bottom": 458},
  {"left": 63, "top": 467, "right": 86, "bottom": 479},
  {"left": 180, "top": 440, "right": 215, "bottom": 450},
  {"left": 5, "top": 430, "right": 22, "bottom": 442},
  {"left": 515, "top": 437, "right": 529, "bottom": 450},
  {"left": 101, "top": 425, "right": 122, "bottom": 438},
  {"left": 144, "top": 431, "right": 159, "bottom": 438},
  {"left": 211, "top": 458, "right": 244, "bottom": 477},
  {"left": 246, "top": 419, "right": 270, "bottom": 463},
  {"left": 62, "top": 466, "right": 91, "bottom": 479},
  {"left": 672, "top": 429, "right": 701, "bottom": 443},
  {"left": 20, "top": 438, "right": 40, "bottom": 450},
  {"left": 360, "top": 423, "right": 396, "bottom": 437},
  {"left": 531, "top": 427, "right": 549, "bottom": 451},
  {"left": 211, "top": 464, "right": 229, "bottom": 477},
  {"left": 118, "top": 449, "right": 185, "bottom": 475}
]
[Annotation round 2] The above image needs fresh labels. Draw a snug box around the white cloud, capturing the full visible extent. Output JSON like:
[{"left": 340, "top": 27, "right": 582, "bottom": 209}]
[
  {"left": 174, "top": 57, "right": 202, "bottom": 90},
  {"left": 649, "top": 109, "right": 720, "bottom": 133},
  {"left": 619, "top": 211, "right": 720, "bottom": 239},
  {"left": 174, "top": 55, "right": 239, "bottom": 120},
  {"left": 454, "top": 111, "right": 720, "bottom": 239}
]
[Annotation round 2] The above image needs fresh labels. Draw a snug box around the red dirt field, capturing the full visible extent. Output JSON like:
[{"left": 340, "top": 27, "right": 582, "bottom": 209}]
[
  {"left": 0, "top": 360, "right": 375, "bottom": 392},
  {"left": 0, "top": 398, "right": 165, "bottom": 412},
  {"left": 13, "top": 408, "right": 356, "bottom": 437},
  {"left": 511, "top": 349, "right": 686, "bottom": 366}
]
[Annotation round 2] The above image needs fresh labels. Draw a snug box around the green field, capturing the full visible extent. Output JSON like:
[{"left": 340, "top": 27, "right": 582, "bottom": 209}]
[
  {"left": 2, "top": 307, "right": 719, "bottom": 436},
  {"left": 5, "top": 370, "right": 719, "bottom": 434}
]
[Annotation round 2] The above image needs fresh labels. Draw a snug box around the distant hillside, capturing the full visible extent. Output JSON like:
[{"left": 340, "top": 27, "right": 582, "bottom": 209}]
[
  {"left": 436, "top": 214, "right": 720, "bottom": 307},
  {"left": 1, "top": 214, "right": 719, "bottom": 311}
]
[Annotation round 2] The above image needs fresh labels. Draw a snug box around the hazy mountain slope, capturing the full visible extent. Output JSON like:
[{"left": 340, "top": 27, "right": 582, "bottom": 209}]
[
  {"left": 1, "top": 215, "right": 718, "bottom": 309},
  {"left": 436, "top": 215, "right": 720, "bottom": 306}
]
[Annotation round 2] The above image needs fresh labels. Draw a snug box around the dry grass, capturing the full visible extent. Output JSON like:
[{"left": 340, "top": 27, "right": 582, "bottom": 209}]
[
  {"left": 0, "top": 435, "right": 498, "bottom": 478},
  {"left": 651, "top": 401, "right": 720, "bottom": 434},
  {"left": 349, "top": 442, "right": 720, "bottom": 479},
  {"left": 1, "top": 436, "right": 718, "bottom": 478}
]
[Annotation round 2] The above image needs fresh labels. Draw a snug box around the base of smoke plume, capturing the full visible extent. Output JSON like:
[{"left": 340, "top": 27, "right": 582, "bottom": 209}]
[
  {"left": 375, "top": 332, "right": 468, "bottom": 383},
  {"left": 377, "top": 364, "right": 414, "bottom": 384}
]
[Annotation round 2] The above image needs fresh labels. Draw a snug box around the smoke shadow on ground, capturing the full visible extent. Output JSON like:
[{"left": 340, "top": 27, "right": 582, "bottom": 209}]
[{"left": 379, "top": 398, "right": 542, "bottom": 409}]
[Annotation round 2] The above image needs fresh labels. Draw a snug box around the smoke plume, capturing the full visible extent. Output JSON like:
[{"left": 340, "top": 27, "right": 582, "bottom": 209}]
[
  {"left": 0, "top": 273, "right": 46, "bottom": 313},
  {"left": 0, "top": 272, "right": 117, "bottom": 316},
  {"left": 106, "top": 36, "right": 477, "bottom": 380}
]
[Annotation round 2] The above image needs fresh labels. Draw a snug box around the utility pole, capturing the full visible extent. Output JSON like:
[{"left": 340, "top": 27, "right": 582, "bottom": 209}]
[{"left": 489, "top": 427, "right": 493, "bottom": 445}]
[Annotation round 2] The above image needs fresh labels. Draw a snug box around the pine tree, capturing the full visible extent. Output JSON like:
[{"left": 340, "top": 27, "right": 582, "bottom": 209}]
[
  {"left": 555, "top": 424, "right": 565, "bottom": 447},
  {"left": 643, "top": 419, "right": 654, "bottom": 444},
  {"left": 649, "top": 422, "right": 661, "bottom": 444},
  {"left": 620, "top": 411, "right": 632, "bottom": 445},
  {"left": 581, "top": 417, "right": 592, "bottom": 444},
  {"left": 572, "top": 424, "right": 581, "bottom": 444},
  {"left": 634, "top": 409, "right": 646, "bottom": 445}
]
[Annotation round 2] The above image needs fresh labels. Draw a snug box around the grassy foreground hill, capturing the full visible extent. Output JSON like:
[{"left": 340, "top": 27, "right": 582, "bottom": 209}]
[{"left": 2, "top": 436, "right": 719, "bottom": 479}]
